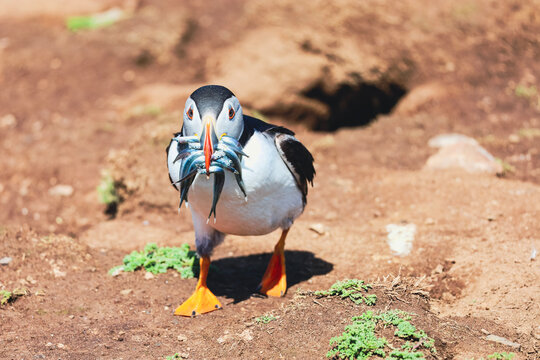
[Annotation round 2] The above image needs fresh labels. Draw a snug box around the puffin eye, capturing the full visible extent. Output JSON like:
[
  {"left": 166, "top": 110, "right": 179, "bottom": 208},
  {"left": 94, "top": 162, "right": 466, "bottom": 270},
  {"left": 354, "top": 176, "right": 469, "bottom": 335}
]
[
  {"left": 228, "top": 107, "right": 235, "bottom": 120},
  {"left": 187, "top": 108, "right": 193, "bottom": 120}
]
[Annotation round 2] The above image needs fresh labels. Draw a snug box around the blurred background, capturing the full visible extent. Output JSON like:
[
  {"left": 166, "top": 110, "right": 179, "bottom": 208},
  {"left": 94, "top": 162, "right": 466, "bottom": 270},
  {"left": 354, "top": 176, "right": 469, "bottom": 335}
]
[
  {"left": 0, "top": 0, "right": 539, "bottom": 358},
  {"left": 0, "top": 0, "right": 538, "bottom": 233}
]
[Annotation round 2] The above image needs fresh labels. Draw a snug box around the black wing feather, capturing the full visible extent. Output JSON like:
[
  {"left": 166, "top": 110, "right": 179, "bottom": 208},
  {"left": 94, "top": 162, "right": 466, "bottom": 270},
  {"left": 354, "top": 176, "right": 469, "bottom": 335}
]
[{"left": 269, "top": 129, "right": 315, "bottom": 205}]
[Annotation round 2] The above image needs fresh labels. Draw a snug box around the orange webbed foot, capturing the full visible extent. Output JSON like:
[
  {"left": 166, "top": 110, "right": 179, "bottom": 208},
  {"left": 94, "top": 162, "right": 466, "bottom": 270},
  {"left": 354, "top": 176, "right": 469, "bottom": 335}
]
[
  {"left": 174, "top": 285, "right": 222, "bottom": 317},
  {"left": 174, "top": 256, "right": 222, "bottom": 317},
  {"left": 259, "top": 229, "right": 288, "bottom": 297}
]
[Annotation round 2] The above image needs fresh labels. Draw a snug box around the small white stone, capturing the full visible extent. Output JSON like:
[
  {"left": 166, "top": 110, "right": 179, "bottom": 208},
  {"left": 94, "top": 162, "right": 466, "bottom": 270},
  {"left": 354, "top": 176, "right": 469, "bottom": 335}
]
[
  {"left": 110, "top": 266, "right": 124, "bottom": 277},
  {"left": 386, "top": 223, "right": 416, "bottom": 257},
  {"left": 309, "top": 223, "right": 326, "bottom": 235},
  {"left": 120, "top": 289, "right": 132, "bottom": 295},
  {"left": 57, "top": 343, "right": 65, "bottom": 349},
  {"left": 53, "top": 267, "right": 66, "bottom": 278},
  {"left": 238, "top": 329, "right": 253, "bottom": 341},
  {"left": 0, "top": 114, "right": 17, "bottom": 128},
  {"left": 48, "top": 185, "right": 74, "bottom": 197},
  {"left": 428, "top": 133, "right": 478, "bottom": 148},
  {"left": 144, "top": 272, "right": 155, "bottom": 280},
  {"left": 485, "top": 334, "right": 521, "bottom": 349},
  {"left": 508, "top": 134, "right": 520, "bottom": 143},
  {"left": 177, "top": 334, "right": 187, "bottom": 342},
  {"left": 0, "top": 257, "right": 12, "bottom": 265}
]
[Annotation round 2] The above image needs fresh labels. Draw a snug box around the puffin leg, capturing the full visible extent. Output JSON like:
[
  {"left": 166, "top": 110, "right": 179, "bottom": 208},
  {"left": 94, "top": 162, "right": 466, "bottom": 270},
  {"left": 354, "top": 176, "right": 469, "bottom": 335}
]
[
  {"left": 259, "top": 229, "right": 289, "bottom": 297},
  {"left": 174, "top": 256, "right": 222, "bottom": 317}
]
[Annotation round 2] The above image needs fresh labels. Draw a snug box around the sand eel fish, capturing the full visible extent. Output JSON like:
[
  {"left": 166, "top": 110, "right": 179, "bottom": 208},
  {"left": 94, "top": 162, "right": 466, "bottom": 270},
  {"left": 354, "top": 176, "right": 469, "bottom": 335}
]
[{"left": 166, "top": 85, "right": 315, "bottom": 316}]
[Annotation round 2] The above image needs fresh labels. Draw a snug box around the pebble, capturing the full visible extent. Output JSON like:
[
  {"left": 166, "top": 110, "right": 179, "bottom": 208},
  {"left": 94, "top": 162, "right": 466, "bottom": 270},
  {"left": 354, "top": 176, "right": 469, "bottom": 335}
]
[
  {"left": 508, "top": 134, "right": 520, "bottom": 143},
  {"left": 217, "top": 334, "right": 234, "bottom": 344},
  {"left": 177, "top": 334, "right": 187, "bottom": 342},
  {"left": 238, "top": 329, "right": 253, "bottom": 341},
  {"left": 424, "top": 142, "right": 503, "bottom": 174},
  {"left": 309, "top": 223, "right": 326, "bottom": 235},
  {"left": 0, "top": 114, "right": 17, "bottom": 128},
  {"left": 386, "top": 223, "right": 416, "bottom": 256},
  {"left": 48, "top": 185, "right": 74, "bottom": 197},
  {"left": 144, "top": 272, "right": 155, "bottom": 280},
  {"left": 428, "top": 133, "right": 478, "bottom": 148},
  {"left": 45, "top": 342, "right": 54, "bottom": 348},
  {"left": 0, "top": 257, "right": 12, "bottom": 265},
  {"left": 57, "top": 343, "right": 65, "bottom": 349},
  {"left": 120, "top": 289, "right": 132, "bottom": 295},
  {"left": 110, "top": 266, "right": 124, "bottom": 277},
  {"left": 485, "top": 334, "right": 521, "bottom": 349}
]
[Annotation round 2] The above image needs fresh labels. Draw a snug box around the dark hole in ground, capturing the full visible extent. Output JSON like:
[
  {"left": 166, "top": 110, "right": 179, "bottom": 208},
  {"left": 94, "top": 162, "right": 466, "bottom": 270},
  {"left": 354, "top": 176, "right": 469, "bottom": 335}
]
[{"left": 296, "top": 81, "right": 407, "bottom": 131}]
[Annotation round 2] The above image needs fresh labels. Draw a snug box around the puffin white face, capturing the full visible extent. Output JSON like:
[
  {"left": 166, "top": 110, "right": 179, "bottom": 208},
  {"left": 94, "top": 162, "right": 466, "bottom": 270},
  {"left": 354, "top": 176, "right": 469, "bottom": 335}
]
[
  {"left": 182, "top": 85, "right": 244, "bottom": 174},
  {"left": 182, "top": 97, "right": 203, "bottom": 137},
  {"left": 215, "top": 96, "right": 243, "bottom": 141}
]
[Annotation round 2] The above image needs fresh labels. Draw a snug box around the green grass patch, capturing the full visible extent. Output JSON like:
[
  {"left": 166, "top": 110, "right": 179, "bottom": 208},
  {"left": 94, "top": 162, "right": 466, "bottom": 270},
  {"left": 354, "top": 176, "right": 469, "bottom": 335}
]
[
  {"left": 328, "top": 310, "right": 436, "bottom": 359},
  {"left": 127, "top": 104, "right": 163, "bottom": 119},
  {"left": 487, "top": 353, "right": 515, "bottom": 360},
  {"left": 255, "top": 314, "right": 277, "bottom": 324},
  {"left": 514, "top": 84, "right": 540, "bottom": 109},
  {"left": 514, "top": 84, "right": 538, "bottom": 99},
  {"left": 468, "top": 352, "right": 516, "bottom": 360},
  {"left": 494, "top": 158, "right": 515, "bottom": 175},
  {"left": 1, "top": 288, "right": 28, "bottom": 305},
  {"left": 109, "top": 243, "right": 197, "bottom": 278},
  {"left": 66, "top": 8, "right": 125, "bottom": 31},
  {"left": 518, "top": 128, "right": 540, "bottom": 139},
  {"left": 97, "top": 171, "right": 119, "bottom": 206},
  {"left": 0, "top": 290, "right": 12, "bottom": 305},
  {"left": 315, "top": 279, "right": 377, "bottom": 306},
  {"left": 165, "top": 354, "right": 183, "bottom": 360}
]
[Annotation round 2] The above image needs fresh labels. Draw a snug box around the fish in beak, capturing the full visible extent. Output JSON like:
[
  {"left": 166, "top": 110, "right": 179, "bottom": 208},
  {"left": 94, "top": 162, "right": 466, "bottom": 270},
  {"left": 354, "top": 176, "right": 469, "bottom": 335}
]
[{"left": 200, "top": 114, "right": 218, "bottom": 176}]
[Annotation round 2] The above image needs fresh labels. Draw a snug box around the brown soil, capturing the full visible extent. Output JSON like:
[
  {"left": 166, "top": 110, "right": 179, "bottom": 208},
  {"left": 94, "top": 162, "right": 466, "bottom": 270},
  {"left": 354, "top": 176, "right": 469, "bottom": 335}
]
[{"left": 1, "top": 1, "right": 539, "bottom": 359}]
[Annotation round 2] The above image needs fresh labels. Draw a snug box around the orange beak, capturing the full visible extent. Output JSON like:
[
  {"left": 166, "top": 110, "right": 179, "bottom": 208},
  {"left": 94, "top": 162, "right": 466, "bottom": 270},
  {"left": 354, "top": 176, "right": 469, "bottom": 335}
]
[{"left": 204, "top": 121, "right": 213, "bottom": 175}]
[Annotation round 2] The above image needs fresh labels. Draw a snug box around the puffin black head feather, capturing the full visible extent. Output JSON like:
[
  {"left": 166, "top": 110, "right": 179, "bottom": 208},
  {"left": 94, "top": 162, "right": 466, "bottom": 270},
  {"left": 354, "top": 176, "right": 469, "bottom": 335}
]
[{"left": 190, "top": 85, "right": 235, "bottom": 117}]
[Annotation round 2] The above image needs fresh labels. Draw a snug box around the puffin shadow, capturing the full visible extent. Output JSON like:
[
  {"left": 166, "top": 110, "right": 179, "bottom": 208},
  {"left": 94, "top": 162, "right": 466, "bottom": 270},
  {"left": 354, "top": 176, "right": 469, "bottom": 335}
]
[{"left": 205, "top": 250, "right": 333, "bottom": 303}]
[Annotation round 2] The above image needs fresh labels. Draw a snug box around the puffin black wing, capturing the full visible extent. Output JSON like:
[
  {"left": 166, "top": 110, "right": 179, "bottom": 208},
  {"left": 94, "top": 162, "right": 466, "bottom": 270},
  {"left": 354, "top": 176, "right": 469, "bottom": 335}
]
[
  {"left": 266, "top": 126, "right": 315, "bottom": 205},
  {"left": 239, "top": 116, "right": 315, "bottom": 203}
]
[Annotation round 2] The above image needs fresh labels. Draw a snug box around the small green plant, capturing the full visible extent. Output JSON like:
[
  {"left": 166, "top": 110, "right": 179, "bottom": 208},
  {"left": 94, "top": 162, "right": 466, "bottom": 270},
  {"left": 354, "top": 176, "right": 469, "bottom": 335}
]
[
  {"left": 327, "top": 310, "right": 436, "bottom": 359},
  {"left": 66, "top": 8, "right": 125, "bottom": 31},
  {"left": 109, "top": 243, "right": 197, "bottom": 278},
  {"left": 165, "top": 354, "right": 182, "bottom": 360},
  {"left": 127, "top": 104, "right": 163, "bottom": 119},
  {"left": 1, "top": 288, "right": 28, "bottom": 305},
  {"left": 328, "top": 311, "right": 387, "bottom": 359},
  {"left": 1, "top": 290, "right": 12, "bottom": 305},
  {"left": 97, "top": 172, "right": 119, "bottom": 206},
  {"left": 315, "top": 279, "right": 377, "bottom": 306},
  {"left": 518, "top": 128, "right": 540, "bottom": 139},
  {"left": 494, "top": 158, "right": 516, "bottom": 175},
  {"left": 487, "top": 352, "right": 515, "bottom": 360},
  {"left": 515, "top": 84, "right": 538, "bottom": 99},
  {"left": 255, "top": 314, "right": 277, "bottom": 324},
  {"left": 514, "top": 84, "right": 540, "bottom": 109}
]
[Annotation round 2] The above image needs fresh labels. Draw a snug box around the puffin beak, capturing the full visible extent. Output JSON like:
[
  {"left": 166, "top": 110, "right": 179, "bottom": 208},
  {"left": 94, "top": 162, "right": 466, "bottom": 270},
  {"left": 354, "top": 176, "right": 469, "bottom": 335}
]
[{"left": 201, "top": 115, "right": 217, "bottom": 176}]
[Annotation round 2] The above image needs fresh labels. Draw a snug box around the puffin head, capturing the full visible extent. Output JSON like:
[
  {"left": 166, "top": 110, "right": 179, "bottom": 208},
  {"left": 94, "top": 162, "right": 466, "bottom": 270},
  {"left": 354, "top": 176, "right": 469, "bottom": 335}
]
[{"left": 182, "top": 85, "right": 244, "bottom": 174}]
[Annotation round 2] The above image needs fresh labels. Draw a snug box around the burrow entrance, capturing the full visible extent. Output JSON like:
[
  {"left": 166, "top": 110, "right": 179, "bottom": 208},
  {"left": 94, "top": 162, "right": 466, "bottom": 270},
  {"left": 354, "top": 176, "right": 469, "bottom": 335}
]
[{"left": 273, "top": 81, "right": 408, "bottom": 132}]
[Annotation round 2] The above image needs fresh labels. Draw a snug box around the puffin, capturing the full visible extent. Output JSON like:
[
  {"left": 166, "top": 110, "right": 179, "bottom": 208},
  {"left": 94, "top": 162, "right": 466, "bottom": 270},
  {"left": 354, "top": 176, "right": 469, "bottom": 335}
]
[{"left": 166, "top": 85, "right": 315, "bottom": 316}]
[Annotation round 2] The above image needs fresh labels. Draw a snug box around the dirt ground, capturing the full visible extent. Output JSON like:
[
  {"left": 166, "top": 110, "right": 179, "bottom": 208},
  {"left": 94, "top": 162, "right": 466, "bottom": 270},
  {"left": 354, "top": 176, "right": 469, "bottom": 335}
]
[{"left": 1, "top": 1, "right": 539, "bottom": 359}]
